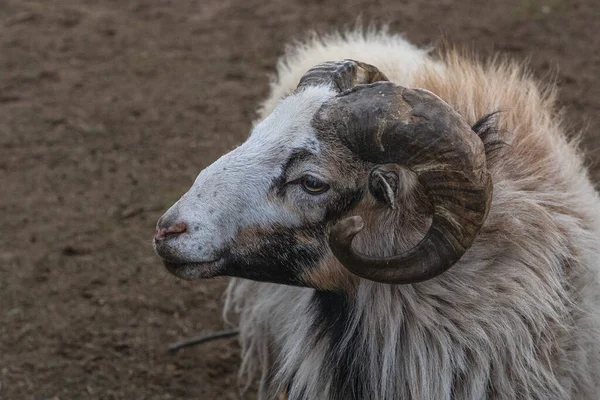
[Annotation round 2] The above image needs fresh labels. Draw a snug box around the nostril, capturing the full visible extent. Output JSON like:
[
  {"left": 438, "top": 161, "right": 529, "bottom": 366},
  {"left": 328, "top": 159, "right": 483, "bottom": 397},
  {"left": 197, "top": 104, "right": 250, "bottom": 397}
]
[{"left": 154, "top": 222, "right": 187, "bottom": 241}]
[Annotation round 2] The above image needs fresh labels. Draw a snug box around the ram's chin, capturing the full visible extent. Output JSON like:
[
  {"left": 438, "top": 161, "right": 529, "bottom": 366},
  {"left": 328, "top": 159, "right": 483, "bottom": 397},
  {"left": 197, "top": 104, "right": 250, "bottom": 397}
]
[{"left": 163, "top": 260, "right": 224, "bottom": 280}]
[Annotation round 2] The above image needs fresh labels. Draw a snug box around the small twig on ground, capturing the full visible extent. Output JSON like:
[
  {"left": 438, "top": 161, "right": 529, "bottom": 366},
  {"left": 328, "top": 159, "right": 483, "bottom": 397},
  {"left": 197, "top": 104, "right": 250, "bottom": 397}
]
[{"left": 168, "top": 328, "right": 240, "bottom": 354}]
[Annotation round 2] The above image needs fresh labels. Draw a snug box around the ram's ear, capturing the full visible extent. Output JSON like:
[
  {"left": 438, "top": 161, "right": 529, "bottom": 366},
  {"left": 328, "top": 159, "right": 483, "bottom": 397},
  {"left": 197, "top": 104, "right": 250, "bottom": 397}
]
[{"left": 368, "top": 167, "right": 399, "bottom": 209}]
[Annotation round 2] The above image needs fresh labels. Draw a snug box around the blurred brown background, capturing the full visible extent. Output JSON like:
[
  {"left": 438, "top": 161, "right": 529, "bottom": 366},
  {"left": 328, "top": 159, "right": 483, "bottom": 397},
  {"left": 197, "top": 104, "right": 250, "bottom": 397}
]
[{"left": 1, "top": 0, "right": 598, "bottom": 399}]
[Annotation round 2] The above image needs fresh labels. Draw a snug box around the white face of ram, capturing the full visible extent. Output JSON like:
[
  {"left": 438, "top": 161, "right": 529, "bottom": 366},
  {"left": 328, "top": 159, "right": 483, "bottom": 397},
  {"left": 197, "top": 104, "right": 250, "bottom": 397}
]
[{"left": 154, "top": 85, "right": 351, "bottom": 284}]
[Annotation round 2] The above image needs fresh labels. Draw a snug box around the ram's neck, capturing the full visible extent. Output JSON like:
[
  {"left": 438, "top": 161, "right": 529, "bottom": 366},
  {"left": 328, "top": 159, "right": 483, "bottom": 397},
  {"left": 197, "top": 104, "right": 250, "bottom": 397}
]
[{"left": 300, "top": 257, "right": 572, "bottom": 400}]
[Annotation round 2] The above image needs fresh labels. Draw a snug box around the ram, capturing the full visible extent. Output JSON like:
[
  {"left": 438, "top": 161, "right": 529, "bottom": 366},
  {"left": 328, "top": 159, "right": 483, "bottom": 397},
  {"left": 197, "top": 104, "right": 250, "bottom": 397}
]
[{"left": 153, "top": 29, "right": 600, "bottom": 399}]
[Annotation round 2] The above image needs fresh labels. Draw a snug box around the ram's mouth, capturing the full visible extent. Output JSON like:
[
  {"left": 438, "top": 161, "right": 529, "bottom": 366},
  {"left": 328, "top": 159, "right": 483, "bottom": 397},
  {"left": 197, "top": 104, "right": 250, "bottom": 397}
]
[{"left": 163, "top": 258, "right": 225, "bottom": 280}]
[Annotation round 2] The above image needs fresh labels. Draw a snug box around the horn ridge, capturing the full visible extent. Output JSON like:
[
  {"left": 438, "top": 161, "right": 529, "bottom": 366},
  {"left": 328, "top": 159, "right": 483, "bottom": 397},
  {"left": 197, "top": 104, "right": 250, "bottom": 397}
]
[{"left": 297, "top": 60, "right": 389, "bottom": 92}]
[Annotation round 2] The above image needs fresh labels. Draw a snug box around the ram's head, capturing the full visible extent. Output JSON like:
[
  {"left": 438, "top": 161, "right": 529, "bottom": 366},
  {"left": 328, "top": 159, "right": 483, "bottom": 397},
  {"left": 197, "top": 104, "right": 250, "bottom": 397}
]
[{"left": 153, "top": 60, "right": 492, "bottom": 290}]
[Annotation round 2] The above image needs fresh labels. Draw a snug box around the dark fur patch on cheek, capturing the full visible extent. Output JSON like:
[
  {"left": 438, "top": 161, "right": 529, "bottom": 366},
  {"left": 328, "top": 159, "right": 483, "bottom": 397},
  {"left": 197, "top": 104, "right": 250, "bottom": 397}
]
[
  {"left": 219, "top": 188, "right": 364, "bottom": 287},
  {"left": 220, "top": 224, "right": 328, "bottom": 286}
]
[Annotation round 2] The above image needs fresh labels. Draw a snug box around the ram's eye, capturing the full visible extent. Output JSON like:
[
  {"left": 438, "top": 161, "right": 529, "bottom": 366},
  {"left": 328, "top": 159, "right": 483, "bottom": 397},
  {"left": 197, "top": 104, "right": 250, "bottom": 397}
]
[{"left": 300, "top": 175, "right": 330, "bottom": 194}]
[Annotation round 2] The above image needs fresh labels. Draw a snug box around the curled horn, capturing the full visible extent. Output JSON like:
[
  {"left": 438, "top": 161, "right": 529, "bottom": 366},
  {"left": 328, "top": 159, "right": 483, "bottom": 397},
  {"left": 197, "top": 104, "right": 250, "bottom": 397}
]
[
  {"left": 297, "top": 59, "right": 389, "bottom": 92},
  {"left": 319, "top": 82, "right": 493, "bottom": 284}
]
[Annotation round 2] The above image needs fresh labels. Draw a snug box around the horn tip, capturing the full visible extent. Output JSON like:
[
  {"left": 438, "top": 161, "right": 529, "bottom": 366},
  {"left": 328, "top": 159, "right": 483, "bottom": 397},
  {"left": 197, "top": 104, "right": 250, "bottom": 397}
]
[{"left": 331, "top": 216, "right": 364, "bottom": 241}]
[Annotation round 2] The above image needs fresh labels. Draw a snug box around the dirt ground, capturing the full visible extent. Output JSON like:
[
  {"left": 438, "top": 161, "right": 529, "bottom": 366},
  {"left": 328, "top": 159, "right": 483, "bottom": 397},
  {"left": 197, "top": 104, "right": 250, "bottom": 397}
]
[{"left": 1, "top": 0, "right": 599, "bottom": 399}]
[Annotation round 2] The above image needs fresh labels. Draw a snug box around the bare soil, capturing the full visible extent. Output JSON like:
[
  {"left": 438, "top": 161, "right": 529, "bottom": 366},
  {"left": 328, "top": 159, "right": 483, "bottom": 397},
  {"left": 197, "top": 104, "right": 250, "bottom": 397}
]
[{"left": 1, "top": 0, "right": 599, "bottom": 399}]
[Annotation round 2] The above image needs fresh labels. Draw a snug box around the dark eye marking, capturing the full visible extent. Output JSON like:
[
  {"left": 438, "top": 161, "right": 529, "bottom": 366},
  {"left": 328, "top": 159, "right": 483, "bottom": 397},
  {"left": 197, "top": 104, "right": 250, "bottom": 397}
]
[
  {"left": 270, "top": 148, "right": 316, "bottom": 196},
  {"left": 284, "top": 148, "right": 313, "bottom": 172}
]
